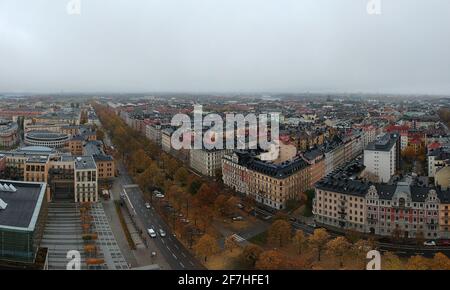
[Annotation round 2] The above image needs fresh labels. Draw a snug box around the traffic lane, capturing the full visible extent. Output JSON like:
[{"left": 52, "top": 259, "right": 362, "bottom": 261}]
[
  {"left": 125, "top": 187, "right": 199, "bottom": 269},
  {"left": 137, "top": 202, "right": 202, "bottom": 269},
  {"left": 138, "top": 203, "right": 201, "bottom": 269},
  {"left": 124, "top": 187, "right": 183, "bottom": 269}
]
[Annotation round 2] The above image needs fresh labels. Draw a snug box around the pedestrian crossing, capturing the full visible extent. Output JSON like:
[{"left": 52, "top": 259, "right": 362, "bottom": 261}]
[{"left": 232, "top": 234, "right": 246, "bottom": 243}]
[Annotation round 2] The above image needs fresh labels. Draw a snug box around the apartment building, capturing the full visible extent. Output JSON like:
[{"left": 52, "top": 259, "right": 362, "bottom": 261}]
[
  {"left": 222, "top": 150, "right": 310, "bottom": 210},
  {"left": 65, "top": 135, "right": 84, "bottom": 156},
  {"left": 363, "top": 133, "right": 400, "bottom": 183},
  {"left": 428, "top": 147, "right": 450, "bottom": 177},
  {"left": 301, "top": 148, "right": 325, "bottom": 189},
  {"left": 190, "top": 148, "right": 232, "bottom": 177},
  {"left": 324, "top": 142, "right": 345, "bottom": 176},
  {"left": 0, "top": 119, "right": 19, "bottom": 148},
  {"left": 146, "top": 123, "right": 164, "bottom": 145},
  {"left": 161, "top": 128, "right": 174, "bottom": 153},
  {"left": 83, "top": 140, "right": 115, "bottom": 181},
  {"left": 362, "top": 125, "right": 377, "bottom": 148},
  {"left": 314, "top": 173, "right": 446, "bottom": 239},
  {"left": 438, "top": 192, "right": 450, "bottom": 239}
]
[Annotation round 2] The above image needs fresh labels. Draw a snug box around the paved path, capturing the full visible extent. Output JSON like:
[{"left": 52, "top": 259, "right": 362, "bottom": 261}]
[{"left": 90, "top": 203, "right": 130, "bottom": 270}]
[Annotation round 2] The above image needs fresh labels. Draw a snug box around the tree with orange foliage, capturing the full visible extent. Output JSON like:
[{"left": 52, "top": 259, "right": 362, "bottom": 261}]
[
  {"left": 382, "top": 252, "right": 404, "bottom": 270},
  {"left": 292, "top": 230, "right": 307, "bottom": 255},
  {"left": 267, "top": 219, "right": 291, "bottom": 248},
  {"left": 405, "top": 255, "right": 431, "bottom": 270},
  {"left": 240, "top": 244, "right": 263, "bottom": 269},
  {"left": 430, "top": 252, "right": 450, "bottom": 270},
  {"left": 326, "top": 236, "right": 351, "bottom": 268},
  {"left": 255, "top": 250, "right": 285, "bottom": 270},
  {"left": 193, "top": 234, "right": 220, "bottom": 262},
  {"left": 308, "top": 228, "right": 330, "bottom": 261}
]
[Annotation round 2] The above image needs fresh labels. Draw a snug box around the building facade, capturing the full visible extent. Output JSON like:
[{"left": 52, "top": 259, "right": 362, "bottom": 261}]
[
  {"left": 363, "top": 133, "right": 399, "bottom": 183},
  {"left": 190, "top": 148, "right": 232, "bottom": 177},
  {"left": 222, "top": 150, "right": 310, "bottom": 210},
  {"left": 0, "top": 120, "right": 19, "bottom": 148},
  {"left": 314, "top": 174, "right": 446, "bottom": 240}
]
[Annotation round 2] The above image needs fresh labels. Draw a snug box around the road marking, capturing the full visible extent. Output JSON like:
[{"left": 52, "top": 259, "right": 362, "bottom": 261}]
[
  {"left": 189, "top": 261, "right": 194, "bottom": 266},
  {"left": 174, "top": 244, "right": 179, "bottom": 250},
  {"left": 172, "top": 253, "right": 178, "bottom": 260},
  {"left": 179, "top": 262, "right": 185, "bottom": 268},
  {"left": 232, "top": 234, "right": 246, "bottom": 243},
  {"left": 182, "top": 252, "right": 187, "bottom": 258}
]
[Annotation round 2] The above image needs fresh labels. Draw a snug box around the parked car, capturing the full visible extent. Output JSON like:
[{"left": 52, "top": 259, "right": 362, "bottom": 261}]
[
  {"left": 155, "top": 193, "right": 165, "bottom": 198},
  {"left": 180, "top": 218, "right": 190, "bottom": 224},
  {"left": 145, "top": 202, "right": 151, "bottom": 209},
  {"left": 289, "top": 217, "right": 297, "bottom": 222},
  {"left": 438, "top": 239, "right": 450, "bottom": 246},
  {"left": 307, "top": 222, "right": 318, "bottom": 229},
  {"left": 424, "top": 240, "right": 436, "bottom": 247},
  {"left": 263, "top": 215, "right": 272, "bottom": 221},
  {"left": 237, "top": 203, "right": 244, "bottom": 209},
  {"left": 232, "top": 216, "right": 244, "bottom": 221},
  {"left": 147, "top": 228, "right": 157, "bottom": 238},
  {"left": 159, "top": 229, "right": 166, "bottom": 237}
]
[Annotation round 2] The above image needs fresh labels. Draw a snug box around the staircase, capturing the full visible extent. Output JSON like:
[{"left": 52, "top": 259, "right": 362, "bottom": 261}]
[{"left": 40, "top": 202, "right": 87, "bottom": 270}]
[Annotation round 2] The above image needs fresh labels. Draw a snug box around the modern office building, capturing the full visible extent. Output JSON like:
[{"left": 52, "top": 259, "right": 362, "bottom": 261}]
[
  {"left": 0, "top": 180, "right": 47, "bottom": 263},
  {"left": 74, "top": 156, "right": 98, "bottom": 203}
]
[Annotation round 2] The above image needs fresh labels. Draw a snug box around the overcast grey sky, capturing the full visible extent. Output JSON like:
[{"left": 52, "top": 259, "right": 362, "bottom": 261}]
[{"left": 1, "top": 0, "right": 450, "bottom": 94}]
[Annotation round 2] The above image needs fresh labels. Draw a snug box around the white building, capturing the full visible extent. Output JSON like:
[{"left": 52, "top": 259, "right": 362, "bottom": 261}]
[
  {"left": 74, "top": 156, "right": 98, "bottom": 203},
  {"left": 363, "top": 134, "right": 399, "bottom": 183},
  {"left": 190, "top": 148, "right": 232, "bottom": 177}
]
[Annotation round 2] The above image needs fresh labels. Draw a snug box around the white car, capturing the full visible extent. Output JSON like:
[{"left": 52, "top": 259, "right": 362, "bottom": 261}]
[
  {"left": 155, "top": 193, "right": 165, "bottom": 198},
  {"left": 145, "top": 202, "right": 151, "bottom": 209},
  {"left": 147, "top": 228, "right": 157, "bottom": 238},
  {"left": 424, "top": 240, "right": 436, "bottom": 247},
  {"left": 159, "top": 229, "right": 166, "bottom": 237}
]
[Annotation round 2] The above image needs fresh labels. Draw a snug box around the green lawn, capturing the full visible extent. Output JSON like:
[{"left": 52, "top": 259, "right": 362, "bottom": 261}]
[{"left": 248, "top": 230, "right": 268, "bottom": 246}]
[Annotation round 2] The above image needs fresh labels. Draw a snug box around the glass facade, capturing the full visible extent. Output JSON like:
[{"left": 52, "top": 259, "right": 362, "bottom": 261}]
[{"left": 0, "top": 228, "right": 36, "bottom": 263}]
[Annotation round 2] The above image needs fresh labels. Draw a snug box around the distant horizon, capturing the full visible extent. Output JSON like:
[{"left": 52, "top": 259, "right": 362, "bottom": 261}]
[{"left": 1, "top": 90, "right": 450, "bottom": 98}]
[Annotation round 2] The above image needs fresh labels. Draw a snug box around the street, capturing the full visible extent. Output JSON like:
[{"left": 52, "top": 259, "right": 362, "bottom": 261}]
[{"left": 115, "top": 160, "right": 204, "bottom": 270}]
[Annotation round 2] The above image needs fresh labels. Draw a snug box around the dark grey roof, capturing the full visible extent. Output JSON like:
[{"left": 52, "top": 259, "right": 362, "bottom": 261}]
[
  {"left": 0, "top": 180, "right": 46, "bottom": 230},
  {"left": 365, "top": 133, "right": 398, "bottom": 152},
  {"left": 437, "top": 190, "right": 450, "bottom": 203},
  {"left": 302, "top": 148, "right": 324, "bottom": 161},
  {"left": 74, "top": 156, "right": 96, "bottom": 170},
  {"left": 231, "top": 150, "right": 309, "bottom": 179},
  {"left": 316, "top": 177, "right": 369, "bottom": 197},
  {"left": 374, "top": 184, "right": 396, "bottom": 200}
]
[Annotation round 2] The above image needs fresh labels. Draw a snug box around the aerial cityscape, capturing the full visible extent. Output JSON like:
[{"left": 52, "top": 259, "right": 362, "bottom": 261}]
[{"left": 1, "top": 0, "right": 450, "bottom": 279}]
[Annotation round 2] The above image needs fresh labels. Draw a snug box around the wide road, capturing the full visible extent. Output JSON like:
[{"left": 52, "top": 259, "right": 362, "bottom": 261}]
[
  {"left": 117, "top": 163, "right": 204, "bottom": 270},
  {"left": 101, "top": 126, "right": 204, "bottom": 270}
]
